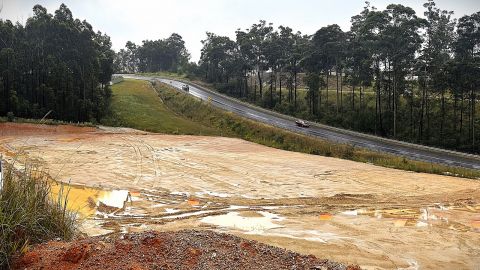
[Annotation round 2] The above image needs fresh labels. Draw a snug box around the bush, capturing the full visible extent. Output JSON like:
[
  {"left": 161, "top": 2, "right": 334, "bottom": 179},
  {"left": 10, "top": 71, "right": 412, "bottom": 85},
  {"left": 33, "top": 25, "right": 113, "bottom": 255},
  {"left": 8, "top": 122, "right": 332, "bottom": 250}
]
[
  {"left": 0, "top": 163, "right": 77, "bottom": 268},
  {"left": 6, "top": 112, "right": 14, "bottom": 122}
]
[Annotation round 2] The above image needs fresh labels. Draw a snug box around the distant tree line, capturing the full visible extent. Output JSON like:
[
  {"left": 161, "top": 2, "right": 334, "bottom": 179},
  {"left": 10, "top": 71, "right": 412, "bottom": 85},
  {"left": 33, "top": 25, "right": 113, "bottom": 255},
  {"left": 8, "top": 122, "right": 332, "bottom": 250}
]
[
  {"left": 0, "top": 4, "right": 114, "bottom": 122},
  {"left": 193, "top": 1, "right": 480, "bottom": 153},
  {"left": 114, "top": 34, "right": 190, "bottom": 73},
  {"left": 113, "top": 1, "right": 479, "bottom": 153}
]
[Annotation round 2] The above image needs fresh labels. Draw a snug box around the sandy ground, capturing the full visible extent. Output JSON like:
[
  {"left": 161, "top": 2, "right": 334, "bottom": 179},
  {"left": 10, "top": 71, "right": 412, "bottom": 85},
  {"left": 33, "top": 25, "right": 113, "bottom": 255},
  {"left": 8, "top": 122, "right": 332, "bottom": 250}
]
[{"left": 1, "top": 123, "right": 480, "bottom": 269}]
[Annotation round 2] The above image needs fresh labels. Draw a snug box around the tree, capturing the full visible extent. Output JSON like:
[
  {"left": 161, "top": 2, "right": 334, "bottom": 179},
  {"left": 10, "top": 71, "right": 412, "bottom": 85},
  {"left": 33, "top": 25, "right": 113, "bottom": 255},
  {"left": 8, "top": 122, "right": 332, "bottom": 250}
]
[
  {"left": 312, "top": 24, "right": 345, "bottom": 112},
  {"left": 0, "top": 4, "right": 114, "bottom": 122},
  {"left": 455, "top": 11, "right": 480, "bottom": 151}
]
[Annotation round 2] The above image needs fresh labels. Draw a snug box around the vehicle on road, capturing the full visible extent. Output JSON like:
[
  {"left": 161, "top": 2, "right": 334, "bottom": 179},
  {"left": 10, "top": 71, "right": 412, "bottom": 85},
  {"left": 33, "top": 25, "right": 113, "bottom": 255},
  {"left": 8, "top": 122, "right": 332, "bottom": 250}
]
[
  {"left": 182, "top": 84, "right": 189, "bottom": 92},
  {"left": 295, "top": 119, "right": 310, "bottom": 128}
]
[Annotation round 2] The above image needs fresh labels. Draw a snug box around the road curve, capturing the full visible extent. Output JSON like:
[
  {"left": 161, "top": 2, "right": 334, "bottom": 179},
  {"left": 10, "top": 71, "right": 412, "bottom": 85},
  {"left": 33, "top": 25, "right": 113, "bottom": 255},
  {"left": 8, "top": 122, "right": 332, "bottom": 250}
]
[{"left": 120, "top": 74, "right": 480, "bottom": 170}]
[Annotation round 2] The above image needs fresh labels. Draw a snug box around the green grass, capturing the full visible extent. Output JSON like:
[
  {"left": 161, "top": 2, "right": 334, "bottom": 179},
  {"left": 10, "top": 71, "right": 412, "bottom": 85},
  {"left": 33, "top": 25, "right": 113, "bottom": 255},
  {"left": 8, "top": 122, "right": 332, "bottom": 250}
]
[
  {"left": 101, "top": 79, "right": 218, "bottom": 135},
  {"left": 0, "top": 163, "right": 77, "bottom": 268}
]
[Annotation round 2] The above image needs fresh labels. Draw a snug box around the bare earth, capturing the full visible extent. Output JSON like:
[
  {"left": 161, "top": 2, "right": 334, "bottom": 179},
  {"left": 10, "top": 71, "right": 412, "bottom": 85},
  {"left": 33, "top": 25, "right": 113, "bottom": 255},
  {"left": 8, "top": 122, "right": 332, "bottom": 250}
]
[
  {"left": 13, "top": 230, "right": 353, "bottom": 270},
  {"left": 1, "top": 123, "right": 479, "bottom": 269}
]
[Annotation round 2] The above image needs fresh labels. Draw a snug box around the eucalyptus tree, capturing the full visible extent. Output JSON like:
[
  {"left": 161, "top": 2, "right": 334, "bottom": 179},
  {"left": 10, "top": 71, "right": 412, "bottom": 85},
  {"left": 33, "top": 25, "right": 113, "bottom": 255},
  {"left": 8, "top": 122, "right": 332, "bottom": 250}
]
[
  {"left": 199, "top": 32, "right": 237, "bottom": 83},
  {"left": 381, "top": 4, "right": 425, "bottom": 138},
  {"left": 301, "top": 42, "right": 324, "bottom": 115},
  {"left": 276, "top": 26, "right": 295, "bottom": 105},
  {"left": 420, "top": 0, "right": 456, "bottom": 143},
  {"left": 240, "top": 21, "right": 273, "bottom": 99},
  {"left": 129, "top": 34, "right": 189, "bottom": 73},
  {"left": 263, "top": 30, "right": 283, "bottom": 107},
  {"left": 312, "top": 24, "right": 345, "bottom": 110},
  {"left": 0, "top": 4, "right": 114, "bottom": 122},
  {"left": 455, "top": 11, "right": 480, "bottom": 151}
]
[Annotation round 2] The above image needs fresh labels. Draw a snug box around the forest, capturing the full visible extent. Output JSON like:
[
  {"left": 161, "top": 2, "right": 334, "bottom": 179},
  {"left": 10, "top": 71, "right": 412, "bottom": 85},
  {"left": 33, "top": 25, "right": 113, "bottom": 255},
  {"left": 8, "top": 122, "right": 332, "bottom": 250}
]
[
  {"left": 0, "top": 4, "right": 114, "bottom": 122},
  {"left": 116, "top": 0, "right": 480, "bottom": 153}
]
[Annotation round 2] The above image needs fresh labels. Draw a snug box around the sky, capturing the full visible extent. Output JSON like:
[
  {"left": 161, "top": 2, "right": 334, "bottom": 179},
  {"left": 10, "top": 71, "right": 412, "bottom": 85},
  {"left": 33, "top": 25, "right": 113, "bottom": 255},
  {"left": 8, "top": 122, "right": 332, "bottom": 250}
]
[{"left": 1, "top": 0, "right": 479, "bottom": 62}]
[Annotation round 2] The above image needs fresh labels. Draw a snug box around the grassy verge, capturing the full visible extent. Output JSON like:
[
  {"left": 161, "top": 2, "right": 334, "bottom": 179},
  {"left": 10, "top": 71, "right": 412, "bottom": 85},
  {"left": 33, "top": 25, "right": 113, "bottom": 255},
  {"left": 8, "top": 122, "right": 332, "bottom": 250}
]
[
  {"left": 0, "top": 116, "right": 95, "bottom": 127},
  {"left": 0, "top": 163, "right": 77, "bottom": 268},
  {"left": 101, "top": 79, "right": 218, "bottom": 135},
  {"left": 152, "top": 81, "right": 480, "bottom": 179}
]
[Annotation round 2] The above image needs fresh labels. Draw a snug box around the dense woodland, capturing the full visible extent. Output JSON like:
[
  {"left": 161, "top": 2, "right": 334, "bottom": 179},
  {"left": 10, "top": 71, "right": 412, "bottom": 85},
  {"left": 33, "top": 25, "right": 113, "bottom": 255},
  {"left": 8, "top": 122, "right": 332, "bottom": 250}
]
[
  {"left": 0, "top": 4, "right": 114, "bottom": 122},
  {"left": 114, "top": 34, "right": 190, "bottom": 73},
  {"left": 116, "top": 1, "right": 480, "bottom": 153}
]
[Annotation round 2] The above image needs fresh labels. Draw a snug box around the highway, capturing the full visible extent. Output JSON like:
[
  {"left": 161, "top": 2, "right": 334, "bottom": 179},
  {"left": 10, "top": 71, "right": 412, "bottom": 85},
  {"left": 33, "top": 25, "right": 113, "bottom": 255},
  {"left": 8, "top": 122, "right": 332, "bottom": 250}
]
[{"left": 121, "top": 74, "right": 480, "bottom": 170}]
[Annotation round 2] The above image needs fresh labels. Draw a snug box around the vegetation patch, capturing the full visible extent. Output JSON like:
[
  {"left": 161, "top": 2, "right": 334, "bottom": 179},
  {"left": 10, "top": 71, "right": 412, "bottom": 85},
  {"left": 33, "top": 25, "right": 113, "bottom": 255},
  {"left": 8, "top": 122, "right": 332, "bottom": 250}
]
[
  {"left": 101, "top": 79, "right": 218, "bottom": 135},
  {"left": 0, "top": 163, "right": 77, "bottom": 269}
]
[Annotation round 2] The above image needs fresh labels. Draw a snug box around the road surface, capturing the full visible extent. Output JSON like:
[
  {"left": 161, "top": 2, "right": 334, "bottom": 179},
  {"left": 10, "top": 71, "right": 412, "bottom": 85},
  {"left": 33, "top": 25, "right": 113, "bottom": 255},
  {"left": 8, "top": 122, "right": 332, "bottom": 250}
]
[{"left": 120, "top": 74, "right": 480, "bottom": 170}]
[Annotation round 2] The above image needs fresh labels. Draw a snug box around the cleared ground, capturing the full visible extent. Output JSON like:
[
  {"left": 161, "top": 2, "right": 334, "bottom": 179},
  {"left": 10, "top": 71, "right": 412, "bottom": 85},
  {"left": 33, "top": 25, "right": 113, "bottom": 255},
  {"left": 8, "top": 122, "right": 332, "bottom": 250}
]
[{"left": 1, "top": 123, "right": 479, "bottom": 269}]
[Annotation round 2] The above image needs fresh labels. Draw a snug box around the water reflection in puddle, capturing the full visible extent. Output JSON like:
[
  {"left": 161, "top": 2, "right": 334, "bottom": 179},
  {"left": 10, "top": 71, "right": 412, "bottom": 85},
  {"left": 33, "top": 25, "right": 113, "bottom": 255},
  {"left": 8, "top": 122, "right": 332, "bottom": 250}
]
[{"left": 201, "top": 211, "right": 284, "bottom": 233}]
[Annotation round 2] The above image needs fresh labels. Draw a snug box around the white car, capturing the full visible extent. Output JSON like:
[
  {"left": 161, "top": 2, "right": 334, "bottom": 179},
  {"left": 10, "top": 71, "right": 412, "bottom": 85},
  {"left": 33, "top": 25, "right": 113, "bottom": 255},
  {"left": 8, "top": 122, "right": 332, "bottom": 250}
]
[{"left": 295, "top": 119, "right": 310, "bottom": 128}]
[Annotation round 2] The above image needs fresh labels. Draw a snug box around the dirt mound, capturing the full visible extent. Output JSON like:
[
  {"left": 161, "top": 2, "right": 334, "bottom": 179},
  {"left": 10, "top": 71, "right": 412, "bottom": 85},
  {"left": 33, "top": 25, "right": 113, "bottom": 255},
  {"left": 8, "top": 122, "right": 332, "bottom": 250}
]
[
  {"left": 13, "top": 230, "right": 357, "bottom": 270},
  {"left": 0, "top": 123, "right": 96, "bottom": 136}
]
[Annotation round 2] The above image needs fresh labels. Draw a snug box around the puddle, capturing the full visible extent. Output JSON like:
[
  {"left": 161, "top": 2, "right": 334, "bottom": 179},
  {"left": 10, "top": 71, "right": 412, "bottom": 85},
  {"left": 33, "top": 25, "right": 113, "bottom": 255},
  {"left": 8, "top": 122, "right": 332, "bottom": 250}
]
[
  {"left": 263, "top": 229, "right": 343, "bottom": 244},
  {"left": 50, "top": 181, "right": 104, "bottom": 217},
  {"left": 165, "top": 208, "right": 180, "bottom": 214},
  {"left": 319, "top": 213, "right": 333, "bottom": 221},
  {"left": 331, "top": 205, "right": 480, "bottom": 232},
  {"left": 187, "top": 198, "right": 200, "bottom": 206},
  {"left": 195, "top": 191, "right": 231, "bottom": 198},
  {"left": 201, "top": 211, "right": 284, "bottom": 233},
  {"left": 98, "top": 190, "right": 130, "bottom": 209},
  {"left": 50, "top": 181, "right": 134, "bottom": 218}
]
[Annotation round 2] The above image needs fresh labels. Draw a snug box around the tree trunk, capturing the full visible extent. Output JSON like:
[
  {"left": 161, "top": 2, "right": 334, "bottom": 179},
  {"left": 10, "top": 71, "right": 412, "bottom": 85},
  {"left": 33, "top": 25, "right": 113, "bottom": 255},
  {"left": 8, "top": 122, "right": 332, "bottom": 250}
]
[
  {"left": 257, "top": 70, "right": 263, "bottom": 98},
  {"left": 336, "top": 67, "right": 339, "bottom": 114},
  {"left": 441, "top": 89, "right": 446, "bottom": 145},
  {"left": 471, "top": 88, "right": 476, "bottom": 152},
  {"left": 326, "top": 70, "right": 329, "bottom": 106},
  {"left": 270, "top": 72, "right": 274, "bottom": 108},
  {"left": 454, "top": 92, "right": 459, "bottom": 145},
  {"left": 460, "top": 91, "right": 464, "bottom": 144},
  {"left": 340, "top": 69, "right": 343, "bottom": 115},
  {"left": 279, "top": 72, "right": 282, "bottom": 104},
  {"left": 352, "top": 84, "right": 355, "bottom": 111},
  {"left": 393, "top": 69, "right": 396, "bottom": 138},
  {"left": 254, "top": 80, "right": 257, "bottom": 102},
  {"left": 294, "top": 67, "right": 298, "bottom": 110}
]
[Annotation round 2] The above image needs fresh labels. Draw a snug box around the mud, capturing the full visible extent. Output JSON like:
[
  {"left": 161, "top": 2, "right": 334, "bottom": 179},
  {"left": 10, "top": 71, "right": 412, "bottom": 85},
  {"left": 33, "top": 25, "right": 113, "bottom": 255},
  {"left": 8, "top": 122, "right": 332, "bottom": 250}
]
[{"left": 1, "top": 123, "right": 480, "bottom": 269}]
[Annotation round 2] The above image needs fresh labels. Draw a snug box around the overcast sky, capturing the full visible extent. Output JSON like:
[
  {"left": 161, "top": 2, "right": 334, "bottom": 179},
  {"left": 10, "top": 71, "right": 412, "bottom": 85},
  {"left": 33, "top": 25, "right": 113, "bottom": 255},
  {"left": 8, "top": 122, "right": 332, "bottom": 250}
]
[{"left": 1, "top": 0, "right": 479, "bottom": 61}]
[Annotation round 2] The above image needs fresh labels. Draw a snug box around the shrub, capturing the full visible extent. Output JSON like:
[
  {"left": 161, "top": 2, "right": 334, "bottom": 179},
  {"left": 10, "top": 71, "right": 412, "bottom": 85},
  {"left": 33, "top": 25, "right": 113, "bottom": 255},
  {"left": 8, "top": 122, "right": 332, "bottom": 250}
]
[
  {"left": 6, "top": 112, "right": 14, "bottom": 122},
  {"left": 0, "top": 163, "right": 77, "bottom": 268}
]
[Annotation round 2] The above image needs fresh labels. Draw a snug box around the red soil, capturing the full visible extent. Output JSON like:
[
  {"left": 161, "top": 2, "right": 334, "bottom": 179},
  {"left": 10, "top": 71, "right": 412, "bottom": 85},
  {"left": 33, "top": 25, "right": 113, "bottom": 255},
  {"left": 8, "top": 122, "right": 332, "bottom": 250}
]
[{"left": 13, "top": 230, "right": 359, "bottom": 270}]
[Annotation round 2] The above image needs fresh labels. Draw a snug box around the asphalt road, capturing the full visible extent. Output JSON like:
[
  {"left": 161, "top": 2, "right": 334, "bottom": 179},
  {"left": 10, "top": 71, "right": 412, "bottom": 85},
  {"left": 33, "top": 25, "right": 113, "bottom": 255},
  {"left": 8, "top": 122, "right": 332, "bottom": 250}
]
[{"left": 121, "top": 74, "right": 480, "bottom": 170}]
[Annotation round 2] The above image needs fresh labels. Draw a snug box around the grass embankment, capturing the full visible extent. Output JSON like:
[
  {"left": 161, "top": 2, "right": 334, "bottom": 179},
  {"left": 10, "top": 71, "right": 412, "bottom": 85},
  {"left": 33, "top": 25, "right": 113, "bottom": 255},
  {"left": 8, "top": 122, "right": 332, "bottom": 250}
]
[
  {"left": 0, "top": 164, "right": 76, "bottom": 269},
  {"left": 102, "top": 79, "right": 480, "bottom": 178},
  {"left": 101, "top": 79, "right": 218, "bottom": 135}
]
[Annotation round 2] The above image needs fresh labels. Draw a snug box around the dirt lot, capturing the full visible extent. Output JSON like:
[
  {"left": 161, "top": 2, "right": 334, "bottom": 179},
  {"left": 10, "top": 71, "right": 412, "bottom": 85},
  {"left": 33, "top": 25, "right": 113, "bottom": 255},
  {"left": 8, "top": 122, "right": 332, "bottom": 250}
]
[
  {"left": 13, "top": 230, "right": 355, "bottom": 270},
  {"left": 1, "top": 123, "right": 480, "bottom": 269}
]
